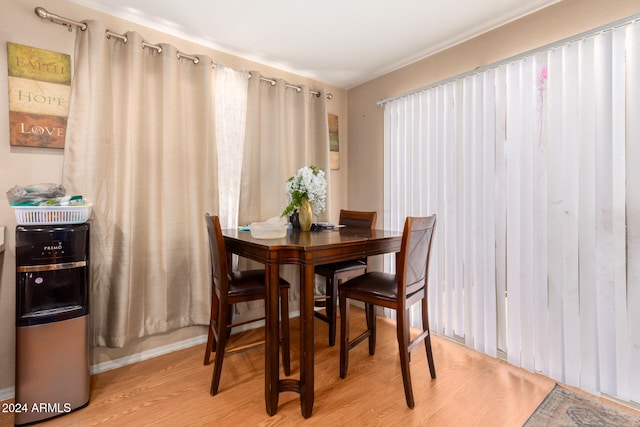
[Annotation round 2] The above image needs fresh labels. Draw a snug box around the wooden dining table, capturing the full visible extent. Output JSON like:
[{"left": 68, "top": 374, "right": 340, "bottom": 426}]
[{"left": 221, "top": 226, "right": 403, "bottom": 418}]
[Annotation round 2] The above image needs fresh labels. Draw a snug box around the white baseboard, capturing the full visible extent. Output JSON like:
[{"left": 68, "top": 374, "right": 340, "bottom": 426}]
[
  {"left": 91, "top": 310, "right": 300, "bottom": 375},
  {"left": 0, "top": 387, "right": 14, "bottom": 401},
  {"left": 90, "top": 333, "right": 209, "bottom": 375}
]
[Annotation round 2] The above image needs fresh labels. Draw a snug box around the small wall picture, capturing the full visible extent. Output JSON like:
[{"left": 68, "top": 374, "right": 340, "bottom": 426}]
[
  {"left": 7, "top": 42, "right": 71, "bottom": 148},
  {"left": 328, "top": 113, "right": 339, "bottom": 170}
]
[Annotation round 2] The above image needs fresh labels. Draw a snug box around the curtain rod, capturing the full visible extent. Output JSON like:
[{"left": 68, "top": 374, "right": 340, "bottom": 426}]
[
  {"left": 377, "top": 13, "right": 640, "bottom": 106},
  {"left": 35, "top": 6, "right": 86, "bottom": 31},
  {"left": 34, "top": 6, "right": 333, "bottom": 100}
]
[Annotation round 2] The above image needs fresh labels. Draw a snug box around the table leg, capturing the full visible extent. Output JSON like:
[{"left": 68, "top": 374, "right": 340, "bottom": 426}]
[
  {"left": 265, "top": 263, "right": 280, "bottom": 415},
  {"left": 300, "top": 263, "right": 315, "bottom": 418}
]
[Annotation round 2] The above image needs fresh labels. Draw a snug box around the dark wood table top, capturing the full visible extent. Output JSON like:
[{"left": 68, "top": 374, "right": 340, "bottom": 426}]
[{"left": 222, "top": 227, "right": 403, "bottom": 266}]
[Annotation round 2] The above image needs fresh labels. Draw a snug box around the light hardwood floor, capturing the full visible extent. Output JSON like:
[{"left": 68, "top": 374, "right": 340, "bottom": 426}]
[{"left": 2, "top": 307, "right": 632, "bottom": 426}]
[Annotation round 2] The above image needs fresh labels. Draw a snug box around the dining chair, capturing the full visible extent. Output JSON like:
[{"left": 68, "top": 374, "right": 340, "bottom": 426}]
[
  {"left": 339, "top": 215, "right": 437, "bottom": 408},
  {"left": 314, "top": 210, "right": 377, "bottom": 346},
  {"left": 203, "top": 214, "right": 291, "bottom": 396}
]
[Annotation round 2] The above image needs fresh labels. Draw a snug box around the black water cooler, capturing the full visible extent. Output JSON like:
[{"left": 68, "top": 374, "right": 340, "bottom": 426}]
[{"left": 15, "top": 223, "right": 90, "bottom": 425}]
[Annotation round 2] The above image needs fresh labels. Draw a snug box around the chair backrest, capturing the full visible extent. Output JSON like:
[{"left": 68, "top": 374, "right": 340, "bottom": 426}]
[
  {"left": 339, "top": 210, "right": 377, "bottom": 229},
  {"left": 204, "top": 213, "right": 229, "bottom": 297},
  {"left": 396, "top": 215, "right": 436, "bottom": 298}
]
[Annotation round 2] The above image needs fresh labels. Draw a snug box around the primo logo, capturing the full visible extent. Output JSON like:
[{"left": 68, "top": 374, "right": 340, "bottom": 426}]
[{"left": 43, "top": 242, "right": 63, "bottom": 251}]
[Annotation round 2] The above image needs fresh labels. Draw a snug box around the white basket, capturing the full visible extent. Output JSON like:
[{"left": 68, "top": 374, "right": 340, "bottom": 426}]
[{"left": 13, "top": 204, "right": 92, "bottom": 225}]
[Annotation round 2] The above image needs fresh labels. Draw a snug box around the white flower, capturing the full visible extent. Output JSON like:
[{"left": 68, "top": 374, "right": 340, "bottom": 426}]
[{"left": 282, "top": 165, "right": 327, "bottom": 216}]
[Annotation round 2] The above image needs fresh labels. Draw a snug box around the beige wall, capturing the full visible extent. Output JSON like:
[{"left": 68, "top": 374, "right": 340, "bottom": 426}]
[
  {"left": 347, "top": 0, "right": 640, "bottom": 220},
  {"left": 0, "top": 0, "right": 347, "bottom": 393}
]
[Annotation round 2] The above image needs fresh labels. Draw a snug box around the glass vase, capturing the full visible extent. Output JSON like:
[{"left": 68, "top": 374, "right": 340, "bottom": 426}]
[{"left": 299, "top": 196, "right": 313, "bottom": 231}]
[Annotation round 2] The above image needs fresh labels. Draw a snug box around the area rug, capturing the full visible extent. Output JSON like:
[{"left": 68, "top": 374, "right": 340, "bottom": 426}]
[{"left": 524, "top": 384, "right": 640, "bottom": 427}]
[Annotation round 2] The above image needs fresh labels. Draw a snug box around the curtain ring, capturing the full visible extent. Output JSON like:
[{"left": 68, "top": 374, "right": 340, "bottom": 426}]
[{"left": 106, "top": 30, "right": 128, "bottom": 44}]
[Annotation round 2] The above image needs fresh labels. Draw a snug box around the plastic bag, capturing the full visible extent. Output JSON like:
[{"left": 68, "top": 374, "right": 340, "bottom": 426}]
[
  {"left": 249, "top": 216, "right": 289, "bottom": 239},
  {"left": 7, "top": 183, "right": 67, "bottom": 206}
]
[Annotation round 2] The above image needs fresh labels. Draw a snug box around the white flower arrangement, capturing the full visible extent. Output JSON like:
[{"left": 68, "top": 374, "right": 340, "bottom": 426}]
[{"left": 282, "top": 165, "right": 327, "bottom": 217}]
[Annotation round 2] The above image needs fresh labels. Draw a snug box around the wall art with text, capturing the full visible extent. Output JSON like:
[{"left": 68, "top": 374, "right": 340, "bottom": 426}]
[{"left": 7, "top": 42, "right": 71, "bottom": 148}]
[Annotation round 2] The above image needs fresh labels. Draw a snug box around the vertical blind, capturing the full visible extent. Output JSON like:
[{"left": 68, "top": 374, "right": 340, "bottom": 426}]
[{"left": 383, "top": 18, "right": 640, "bottom": 403}]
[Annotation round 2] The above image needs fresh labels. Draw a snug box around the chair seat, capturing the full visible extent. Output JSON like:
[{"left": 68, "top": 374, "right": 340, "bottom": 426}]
[
  {"left": 315, "top": 259, "right": 367, "bottom": 276},
  {"left": 340, "top": 271, "right": 397, "bottom": 302},
  {"left": 227, "top": 270, "right": 290, "bottom": 298}
]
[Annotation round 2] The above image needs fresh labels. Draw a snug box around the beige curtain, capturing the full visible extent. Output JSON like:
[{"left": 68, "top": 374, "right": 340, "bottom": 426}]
[
  {"left": 239, "top": 72, "right": 330, "bottom": 304},
  {"left": 240, "top": 73, "right": 330, "bottom": 224},
  {"left": 62, "top": 21, "right": 217, "bottom": 347}
]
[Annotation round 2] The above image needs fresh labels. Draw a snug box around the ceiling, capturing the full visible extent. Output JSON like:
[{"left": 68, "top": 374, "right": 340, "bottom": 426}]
[{"left": 68, "top": 0, "right": 559, "bottom": 89}]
